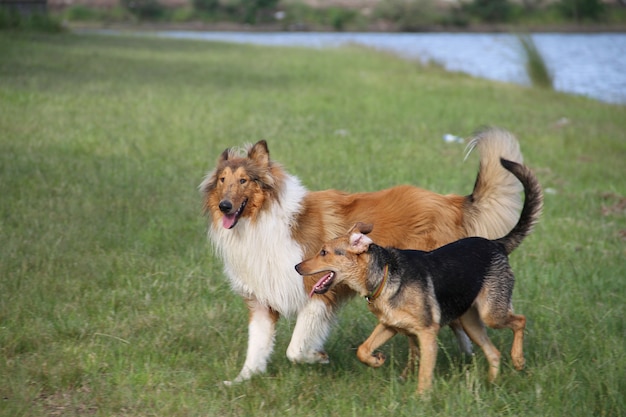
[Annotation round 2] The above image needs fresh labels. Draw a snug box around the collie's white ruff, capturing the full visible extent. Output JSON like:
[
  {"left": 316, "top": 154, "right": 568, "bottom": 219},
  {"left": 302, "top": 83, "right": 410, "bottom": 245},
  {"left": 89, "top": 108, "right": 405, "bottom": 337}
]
[
  {"left": 210, "top": 174, "right": 331, "bottom": 383},
  {"left": 210, "top": 174, "right": 308, "bottom": 316}
]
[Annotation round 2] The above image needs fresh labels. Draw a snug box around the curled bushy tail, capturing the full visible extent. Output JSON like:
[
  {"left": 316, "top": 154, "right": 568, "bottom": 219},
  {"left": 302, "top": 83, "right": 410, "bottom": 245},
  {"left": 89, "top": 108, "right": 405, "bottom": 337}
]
[
  {"left": 496, "top": 159, "right": 544, "bottom": 255},
  {"left": 463, "top": 127, "right": 525, "bottom": 239}
]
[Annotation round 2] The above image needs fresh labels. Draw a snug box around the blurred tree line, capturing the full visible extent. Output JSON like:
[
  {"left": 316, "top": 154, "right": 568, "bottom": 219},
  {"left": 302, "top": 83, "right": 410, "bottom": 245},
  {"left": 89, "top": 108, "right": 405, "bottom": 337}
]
[
  {"left": 119, "top": 0, "right": 281, "bottom": 23},
  {"left": 47, "top": 0, "right": 623, "bottom": 30}
]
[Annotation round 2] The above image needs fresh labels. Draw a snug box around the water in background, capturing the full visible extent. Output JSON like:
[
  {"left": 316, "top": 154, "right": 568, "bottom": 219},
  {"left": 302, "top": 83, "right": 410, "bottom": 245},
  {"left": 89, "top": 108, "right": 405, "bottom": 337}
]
[{"left": 97, "top": 30, "right": 626, "bottom": 105}]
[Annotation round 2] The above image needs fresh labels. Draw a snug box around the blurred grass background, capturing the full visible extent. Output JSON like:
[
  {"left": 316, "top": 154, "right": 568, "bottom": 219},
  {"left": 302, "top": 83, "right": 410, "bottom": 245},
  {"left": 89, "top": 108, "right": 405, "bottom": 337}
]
[{"left": 0, "top": 32, "right": 624, "bottom": 416}]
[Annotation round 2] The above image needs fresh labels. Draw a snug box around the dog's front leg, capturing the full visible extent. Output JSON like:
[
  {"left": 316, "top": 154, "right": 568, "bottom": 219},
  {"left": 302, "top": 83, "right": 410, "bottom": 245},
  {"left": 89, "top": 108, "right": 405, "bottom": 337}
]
[
  {"left": 415, "top": 326, "right": 439, "bottom": 394},
  {"left": 286, "top": 298, "right": 333, "bottom": 364},
  {"left": 357, "top": 323, "right": 397, "bottom": 368},
  {"left": 224, "top": 298, "right": 280, "bottom": 385}
]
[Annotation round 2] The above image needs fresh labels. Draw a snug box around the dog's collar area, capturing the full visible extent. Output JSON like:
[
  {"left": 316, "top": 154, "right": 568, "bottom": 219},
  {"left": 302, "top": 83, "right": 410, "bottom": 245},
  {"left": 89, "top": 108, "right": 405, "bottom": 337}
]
[{"left": 365, "top": 264, "right": 388, "bottom": 304}]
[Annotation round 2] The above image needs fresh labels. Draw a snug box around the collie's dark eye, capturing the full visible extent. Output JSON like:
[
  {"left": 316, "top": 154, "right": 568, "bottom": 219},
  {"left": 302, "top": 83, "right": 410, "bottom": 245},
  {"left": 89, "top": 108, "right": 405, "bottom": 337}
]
[
  {"left": 320, "top": 249, "right": 327, "bottom": 256},
  {"left": 239, "top": 178, "right": 247, "bottom": 184},
  {"left": 219, "top": 177, "right": 225, "bottom": 183}
]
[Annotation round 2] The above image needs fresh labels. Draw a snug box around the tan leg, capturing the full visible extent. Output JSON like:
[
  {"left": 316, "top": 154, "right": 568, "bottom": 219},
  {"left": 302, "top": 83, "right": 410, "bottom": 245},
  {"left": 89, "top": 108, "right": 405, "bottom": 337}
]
[
  {"left": 508, "top": 313, "right": 526, "bottom": 370},
  {"left": 356, "top": 323, "right": 397, "bottom": 368},
  {"left": 484, "top": 312, "right": 526, "bottom": 370},
  {"left": 477, "top": 298, "right": 527, "bottom": 372},
  {"left": 400, "top": 335, "right": 420, "bottom": 382},
  {"left": 414, "top": 326, "right": 439, "bottom": 395},
  {"left": 459, "top": 308, "right": 501, "bottom": 382}
]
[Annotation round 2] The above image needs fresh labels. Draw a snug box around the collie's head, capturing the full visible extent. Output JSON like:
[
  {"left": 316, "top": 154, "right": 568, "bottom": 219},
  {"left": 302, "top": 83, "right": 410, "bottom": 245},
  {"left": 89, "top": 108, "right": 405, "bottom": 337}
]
[{"left": 200, "top": 140, "right": 285, "bottom": 230}]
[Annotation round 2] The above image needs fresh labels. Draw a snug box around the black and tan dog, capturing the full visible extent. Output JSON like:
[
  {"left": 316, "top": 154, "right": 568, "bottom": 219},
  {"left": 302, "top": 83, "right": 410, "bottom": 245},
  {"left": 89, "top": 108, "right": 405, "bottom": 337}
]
[{"left": 295, "top": 159, "right": 543, "bottom": 394}]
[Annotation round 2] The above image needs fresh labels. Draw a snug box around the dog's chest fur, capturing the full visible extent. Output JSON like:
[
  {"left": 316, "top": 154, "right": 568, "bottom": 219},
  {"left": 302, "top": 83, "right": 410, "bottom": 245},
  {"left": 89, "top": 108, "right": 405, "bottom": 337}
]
[{"left": 210, "top": 174, "right": 309, "bottom": 316}]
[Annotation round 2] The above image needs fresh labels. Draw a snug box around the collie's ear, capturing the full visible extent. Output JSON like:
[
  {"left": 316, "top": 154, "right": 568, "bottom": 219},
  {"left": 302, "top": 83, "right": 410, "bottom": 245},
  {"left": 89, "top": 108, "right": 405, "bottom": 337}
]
[
  {"left": 249, "top": 140, "right": 270, "bottom": 167},
  {"left": 219, "top": 147, "right": 230, "bottom": 162},
  {"left": 198, "top": 170, "right": 215, "bottom": 194},
  {"left": 349, "top": 232, "right": 373, "bottom": 254}
]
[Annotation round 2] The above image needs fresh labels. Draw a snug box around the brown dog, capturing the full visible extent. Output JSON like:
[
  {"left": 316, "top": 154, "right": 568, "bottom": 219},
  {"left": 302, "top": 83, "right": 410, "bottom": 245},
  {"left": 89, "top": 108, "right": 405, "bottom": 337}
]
[{"left": 295, "top": 159, "right": 543, "bottom": 394}]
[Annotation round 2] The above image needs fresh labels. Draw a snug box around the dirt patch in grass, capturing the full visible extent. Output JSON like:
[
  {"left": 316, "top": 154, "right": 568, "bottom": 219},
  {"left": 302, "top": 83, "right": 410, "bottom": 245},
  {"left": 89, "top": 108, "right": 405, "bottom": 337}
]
[
  {"left": 35, "top": 385, "right": 98, "bottom": 417},
  {"left": 601, "top": 192, "right": 626, "bottom": 217}
]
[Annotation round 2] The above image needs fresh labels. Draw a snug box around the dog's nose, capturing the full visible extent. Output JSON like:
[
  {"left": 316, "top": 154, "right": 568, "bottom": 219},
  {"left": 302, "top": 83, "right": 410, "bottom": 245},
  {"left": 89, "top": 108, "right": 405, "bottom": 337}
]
[{"left": 219, "top": 200, "right": 233, "bottom": 213}]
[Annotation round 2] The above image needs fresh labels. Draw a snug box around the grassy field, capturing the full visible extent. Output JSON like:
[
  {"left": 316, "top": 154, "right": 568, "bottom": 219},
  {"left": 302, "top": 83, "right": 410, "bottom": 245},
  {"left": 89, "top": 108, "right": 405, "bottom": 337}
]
[{"left": 0, "top": 31, "right": 625, "bottom": 416}]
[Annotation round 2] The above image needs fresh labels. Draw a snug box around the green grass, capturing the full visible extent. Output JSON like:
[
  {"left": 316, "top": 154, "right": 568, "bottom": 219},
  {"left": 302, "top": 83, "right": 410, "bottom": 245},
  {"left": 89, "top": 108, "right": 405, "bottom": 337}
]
[{"left": 1, "top": 32, "right": 625, "bottom": 416}]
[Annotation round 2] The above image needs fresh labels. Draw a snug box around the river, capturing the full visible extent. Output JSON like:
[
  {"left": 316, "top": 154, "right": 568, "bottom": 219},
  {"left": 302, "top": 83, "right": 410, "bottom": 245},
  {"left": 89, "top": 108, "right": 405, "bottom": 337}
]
[{"left": 91, "top": 30, "right": 626, "bottom": 105}]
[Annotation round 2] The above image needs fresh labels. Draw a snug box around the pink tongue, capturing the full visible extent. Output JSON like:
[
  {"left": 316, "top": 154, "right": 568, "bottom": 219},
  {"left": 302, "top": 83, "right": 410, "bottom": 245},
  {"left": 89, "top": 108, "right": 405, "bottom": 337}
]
[
  {"left": 309, "top": 272, "right": 332, "bottom": 297},
  {"left": 222, "top": 214, "right": 236, "bottom": 229}
]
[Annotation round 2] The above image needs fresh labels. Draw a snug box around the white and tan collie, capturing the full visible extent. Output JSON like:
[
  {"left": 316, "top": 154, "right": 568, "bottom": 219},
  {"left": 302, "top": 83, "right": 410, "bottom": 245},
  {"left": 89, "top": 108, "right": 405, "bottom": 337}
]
[{"left": 200, "top": 127, "right": 525, "bottom": 384}]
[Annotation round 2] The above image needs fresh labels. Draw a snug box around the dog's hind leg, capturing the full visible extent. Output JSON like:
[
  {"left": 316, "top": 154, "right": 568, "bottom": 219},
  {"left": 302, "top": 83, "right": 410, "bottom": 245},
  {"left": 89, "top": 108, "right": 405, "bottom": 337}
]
[
  {"left": 459, "top": 308, "right": 501, "bottom": 382},
  {"left": 356, "top": 323, "right": 397, "bottom": 368},
  {"left": 507, "top": 312, "right": 526, "bottom": 370},
  {"left": 225, "top": 298, "right": 280, "bottom": 385},
  {"left": 287, "top": 298, "right": 333, "bottom": 364},
  {"left": 482, "top": 309, "right": 526, "bottom": 371},
  {"left": 477, "top": 269, "right": 526, "bottom": 371}
]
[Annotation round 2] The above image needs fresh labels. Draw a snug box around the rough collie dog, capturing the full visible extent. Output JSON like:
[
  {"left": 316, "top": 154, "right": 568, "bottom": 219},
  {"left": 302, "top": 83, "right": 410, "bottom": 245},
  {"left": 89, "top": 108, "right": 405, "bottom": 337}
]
[
  {"left": 200, "top": 127, "right": 526, "bottom": 384},
  {"left": 295, "top": 159, "right": 543, "bottom": 394}
]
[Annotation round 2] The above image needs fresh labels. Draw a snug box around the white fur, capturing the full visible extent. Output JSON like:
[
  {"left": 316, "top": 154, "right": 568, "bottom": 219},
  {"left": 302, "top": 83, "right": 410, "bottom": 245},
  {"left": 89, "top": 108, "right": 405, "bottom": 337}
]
[
  {"left": 225, "top": 299, "right": 277, "bottom": 385},
  {"left": 465, "top": 128, "right": 524, "bottom": 239},
  {"left": 286, "top": 298, "right": 334, "bottom": 364},
  {"left": 211, "top": 173, "right": 334, "bottom": 381},
  {"left": 210, "top": 174, "right": 309, "bottom": 317}
]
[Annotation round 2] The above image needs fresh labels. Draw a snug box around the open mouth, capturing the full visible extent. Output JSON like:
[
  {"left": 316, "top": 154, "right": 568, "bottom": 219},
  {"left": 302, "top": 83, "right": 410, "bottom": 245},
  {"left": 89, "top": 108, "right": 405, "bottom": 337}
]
[
  {"left": 222, "top": 199, "right": 248, "bottom": 229},
  {"left": 309, "top": 271, "right": 335, "bottom": 297}
]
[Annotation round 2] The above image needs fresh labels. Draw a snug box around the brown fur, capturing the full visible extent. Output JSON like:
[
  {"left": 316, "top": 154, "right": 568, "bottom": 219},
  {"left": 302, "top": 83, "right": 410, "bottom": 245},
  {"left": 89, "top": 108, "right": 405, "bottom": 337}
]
[
  {"left": 295, "top": 159, "right": 543, "bottom": 394},
  {"left": 202, "top": 142, "right": 472, "bottom": 309},
  {"left": 200, "top": 127, "right": 526, "bottom": 383},
  {"left": 296, "top": 188, "right": 467, "bottom": 301}
]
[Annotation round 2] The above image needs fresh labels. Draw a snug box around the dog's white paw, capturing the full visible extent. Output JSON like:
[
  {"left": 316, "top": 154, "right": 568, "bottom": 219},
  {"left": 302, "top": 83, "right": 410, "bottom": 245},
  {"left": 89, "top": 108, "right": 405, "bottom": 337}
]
[
  {"left": 287, "top": 349, "right": 329, "bottom": 364},
  {"left": 314, "top": 350, "right": 330, "bottom": 364},
  {"left": 223, "top": 377, "right": 245, "bottom": 386},
  {"left": 222, "top": 369, "right": 253, "bottom": 386}
]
